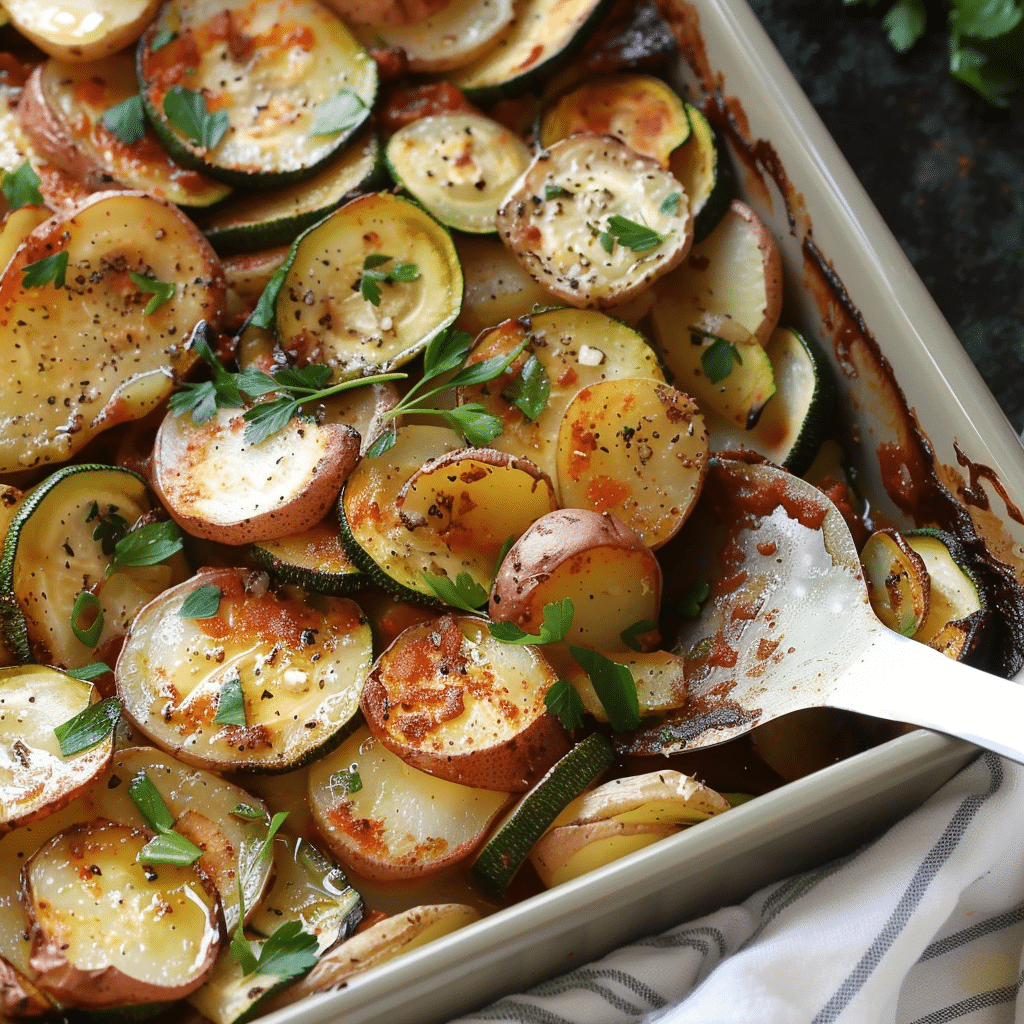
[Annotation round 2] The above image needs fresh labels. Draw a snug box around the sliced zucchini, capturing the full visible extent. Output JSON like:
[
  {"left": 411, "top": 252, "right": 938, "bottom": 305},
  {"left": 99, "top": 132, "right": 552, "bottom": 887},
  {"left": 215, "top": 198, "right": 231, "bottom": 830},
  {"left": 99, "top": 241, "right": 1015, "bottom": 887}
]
[
  {"left": 152, "top": 405, "right": 362, "bottom": 545},
  {"left": 22, "top": 54, "right": 232, "bottom": 208},
  {"left": 138, "top": 0, "right": 378, "bottom": 186},
  {"left": 538, "top": 73, "right": 690, "bottom": 168},
  {"left": 669, "top": 102, "right": 733, "bottom": 242},
  {"left": 529, "top": 769, "right": 730, "bottom": 887},
  {"left": 0, "top": 464, "right": 188, "bottom": 668},
  {"left": 496, "top": 134, "right": 692, "bottom": 308},
  {"left": 448, "top": 0, "right": 615, "bottom": 103},
  {"left": 202, "top": 129, "right": 383, "bottom": 257},
  {"left": 22, "top": 819, "right": 221, "bottom": 1010},
  {"left": 115, "top": 567, "right": 374, "bottom": 773},
  {"left": 361, "top": 614, "right": 569, "bottom": 790},
  {"left": 705, "top": 326, "right": 831, "bottom": 472},
  {"left": 862, "top": 529, "right": 930, "bottom": 637},
  {"left": 554, "top": 377, "right": 708, "bottom": 549},
  {"left": 471, "top": 732, "right": 614, "bottom": 894},
  {"left": 457, "top": 306, "right": 665, "bottom": 492},
  {"left": 352, "top": 0, "right": 515, "bottom": 73},
  {"left": 252, "top": 513, "right": 366, "bottom": 595},
  {"left": 905, "top": 529, "right": 989, "bottom": 660},
  {"left": 0, "top": 665, "right": 113, "bottom": 832},
  {"left": 274, "top": 192, "right": 463, "bottom": 378},
  {"left": 309, "top": 723, "right": 513, "bottom": 880},
  {"left": 0, "top": 190, "right": 225, "bottom": 474},
  {"left": 386, "top": 112, "right": 532, "bottom": 234},
  {"left": 338, "top": 423, "right": 464, "bottom": 603}
]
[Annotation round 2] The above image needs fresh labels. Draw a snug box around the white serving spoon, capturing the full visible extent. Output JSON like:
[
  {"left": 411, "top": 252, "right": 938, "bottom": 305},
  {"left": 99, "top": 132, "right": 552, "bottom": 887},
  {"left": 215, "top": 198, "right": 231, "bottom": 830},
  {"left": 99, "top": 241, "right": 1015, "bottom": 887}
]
[{"left": 658, "top": 458, "right": 1024, "bottom": 763}]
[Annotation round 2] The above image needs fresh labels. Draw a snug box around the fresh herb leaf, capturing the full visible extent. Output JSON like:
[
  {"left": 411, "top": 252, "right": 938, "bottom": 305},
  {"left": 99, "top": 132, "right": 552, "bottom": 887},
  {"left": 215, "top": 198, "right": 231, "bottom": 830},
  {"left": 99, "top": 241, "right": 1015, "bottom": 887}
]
[
  {"left": 22, "top": 250, "right": 68, "bottom": 289},
  {"left": 359, "top": 254, "right": 420, "bottom": 307},
  {"left": 101, "top": 94, "right": 147, "bottom": 144},
  {"left": 365, "top": 421, "right": 398, "bottom": 458},
  {"left": 883, "top": 0, "right": 927, "bottom": 50},
  {"left": 544, "top": 184, "right": 573, "bottom": 200},
  {"left": 179, "top": 584, "right": 221, "bottom": 619},
  {"left": 163, "top": 85, "right": 229, "bottom": 150},
  {"left": 230, "top": 802, "right": 268, "bottom": 821},
  {"left": 620, "top": 618, "right": 658, "bottom": 652},
  {"left": 680, "top": 580, "right": 710, "bottom": 618},
  {"left": 544, "top": 679, "right": 585, "bottom": 731},
  {"left": 256, "top": 921, "right": 320, "bottom": 977},
  {"left": 660, "top": 191, "right": 682, "bottom": 215},
  {"left": 492, "top": 536, "right": 515, "bottom": 584},
  {"left": 167, "top": 322, "right": 246, "bottom": 424},
  {"left": 599, "top": 231, "right": 615, "bottom": 254},
  {"left": 129, "top": 771, "right": 203, "bottom": 866},
  {"left": 214, "top": 676, "right": 247, "bottom": 726},
  {"left": 231, "top": 923, "right": 260, "bottom": 975},
  {"left": 310, "top": 89, "right": 367, "bottom": 136},
  {"left": 700, "top": 336, "right": 742, "bottom": 383},
  {"left": 54, "top": 697, "right": 120, "bottom": 756},
  {"left": 501, "top": 354, "right": 550, "bottom": 421},
  {"left": 1, "top": 161, "right": 43, "bottom": 209},
  {"left": 70, "top": 591, "right": 104, "bottom": 648},
  {"left": 241, "top": 396, "right": 300, "bottom": 446},
  {"left": 108, "top": 520, "right": 183, "bottom": 574},
  {"left": 151, "top": 27, "right": 178, "bottom": 51},
  {"left": 603, "top": 215, "right": 664, "bottom": 252},
  {"left": 329, "top": 768, "right": 363, "bottom": 795},
  {"left": 87, "top": 502, "right": 130, "bottom": 554},
  {"left": 569, "top": 647, "right": 641, "bottom": 732},
  {"left": 248, "top": 262, "right": 289, "bottom": 330},
  {"left": 439, "top": 403, "right": 504, "bottom": 446},
  {"left": 423, "top": 570, "right": 488, "bottom": 613},
  {"left": 422, "top": 328, "right": 476, "bottom": 380},
  {"left": 129, "top": 271, "right": 175, "bottom": 315},
  {"left": 489, "top": 598, "right": 574, "bottom": 645},
  {"left": 65, "top": 662, "right": 111, "bottom": 682}
]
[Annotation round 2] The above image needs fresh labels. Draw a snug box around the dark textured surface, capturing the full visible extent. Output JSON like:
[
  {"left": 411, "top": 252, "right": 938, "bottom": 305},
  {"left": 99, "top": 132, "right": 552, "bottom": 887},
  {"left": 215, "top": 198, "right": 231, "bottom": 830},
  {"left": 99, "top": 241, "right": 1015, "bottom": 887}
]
[{"left": 748, "top": 0, "right": 1024, "bottom": 434}]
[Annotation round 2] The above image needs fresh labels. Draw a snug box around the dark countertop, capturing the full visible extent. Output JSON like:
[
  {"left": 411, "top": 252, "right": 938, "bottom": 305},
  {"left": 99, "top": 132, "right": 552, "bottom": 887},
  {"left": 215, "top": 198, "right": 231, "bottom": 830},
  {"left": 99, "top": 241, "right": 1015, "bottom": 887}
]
[{"left": 747, "top": 0, "right": 1024, "bottom": 434}]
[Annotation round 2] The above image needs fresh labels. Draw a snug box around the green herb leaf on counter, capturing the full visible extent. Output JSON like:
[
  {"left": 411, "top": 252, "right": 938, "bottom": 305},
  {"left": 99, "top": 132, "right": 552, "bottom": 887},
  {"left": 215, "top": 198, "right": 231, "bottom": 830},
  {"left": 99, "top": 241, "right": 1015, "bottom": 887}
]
[
  {"left": 489, "top": 598, "right": 574, "bottom": 645},
  {"left": 54, "top": 697, "right": 121, "bottom": 757},
  {"left": 311, "top": 89, "right": 367, "bottom": 136},
  {"left": 569, "top": 646, "right": 641, "bottom": 732},
  {"left": 1, "top": 161, "right": 43, "bottom": 209},
  {"left": 70, "top": 591, "right": 104, "bottom": 648},
  {"left": 164, "top": 85, "right": 229, "bottom": 150},
  {"left": 179, "top": 584, "right": 222, "bottom": 619},
  {"left": 129, "top": 271, "right": 175, "bottom": 315},
  {"left": 22, "top": 251, "right": 68, "bottom": 289},
  {"left": 102, "top": 94, "right": 147, "bottom": 144},
  {"left": 544, "top": 678, "right": 585, "bottom": 731},
  {"left": 423, "top": 569, "right": 489, "bottom": 612}
]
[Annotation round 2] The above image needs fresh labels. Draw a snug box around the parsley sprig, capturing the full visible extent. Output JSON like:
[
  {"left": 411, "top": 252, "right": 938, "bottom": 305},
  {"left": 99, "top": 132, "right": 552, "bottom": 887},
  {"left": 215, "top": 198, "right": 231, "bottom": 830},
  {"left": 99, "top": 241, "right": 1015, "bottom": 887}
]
[
  {"left": 597, "top": 215, "right": 665, "bottom": 254},
  {"left": 359, "top": 254, "right": 420, "bottom": 306},
  {"left": 101, "top": 94, "right": 147, "bottom": 144},
  {"left": 1, "top": 161, "right": 43, "bottom": 209},
  {"left": 163, "top": 85, "right": 229, "bottom": 150}
]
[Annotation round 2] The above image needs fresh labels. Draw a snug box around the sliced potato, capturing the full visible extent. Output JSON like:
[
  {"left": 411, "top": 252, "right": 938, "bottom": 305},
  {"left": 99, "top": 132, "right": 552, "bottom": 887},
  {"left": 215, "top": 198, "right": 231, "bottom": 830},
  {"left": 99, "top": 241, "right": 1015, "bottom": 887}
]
[
  {"left": 361, "top": 614, "right": 569, "bottom": 790},
  {"left": 23, "top": 820, "right": 220, "bottom": 1009},
  {"left": 555, "top": 377, "right": 708, "bottom": 548},
  {"left": 116, "top": 568, "right": 374, "bottom": 773},
  {"left": 152, "top": 407, "right": 361, "bottom": 546},
  {"left": 490, "top": 508, "right": 662, "bottom": 653},
  {"left": 309, "top": 724, "right": 514, "bottom": 878},
  {"left": 2, "top": 0, "right": 161, "bottom": 61},
  {"left": 0, "top": 204, "right": 51, "bottom": 273},
  {"left": 0, "top": 191, "right": 225, "bottom": 474}
]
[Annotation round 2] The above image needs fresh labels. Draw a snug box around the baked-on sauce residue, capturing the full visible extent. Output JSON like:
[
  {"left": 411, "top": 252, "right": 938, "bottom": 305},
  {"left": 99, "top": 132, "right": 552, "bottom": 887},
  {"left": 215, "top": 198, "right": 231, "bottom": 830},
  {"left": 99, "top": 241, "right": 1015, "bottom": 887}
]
[{"left": 658, "top": 0, "right": 1024, "bottom": 677}]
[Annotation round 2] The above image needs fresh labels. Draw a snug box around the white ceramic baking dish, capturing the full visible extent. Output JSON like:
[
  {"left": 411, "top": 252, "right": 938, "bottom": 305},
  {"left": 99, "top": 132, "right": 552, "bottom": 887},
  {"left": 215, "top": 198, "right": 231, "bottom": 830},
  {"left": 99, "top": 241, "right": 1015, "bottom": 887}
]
[{"left": 271, "top": 1, "right": 1024, "bottom": 1020}]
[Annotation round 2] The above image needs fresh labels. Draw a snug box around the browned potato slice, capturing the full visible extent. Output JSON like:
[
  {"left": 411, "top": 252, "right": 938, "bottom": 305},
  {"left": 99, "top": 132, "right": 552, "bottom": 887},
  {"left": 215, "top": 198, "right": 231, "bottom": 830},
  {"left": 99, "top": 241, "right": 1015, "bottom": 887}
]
[
  {"left": 862, "top": 528, "right": 930, "bottom": 636},
  {"left": 152, "top": 407, "right": 361, "bottom": 546},
  {"left": 361, "top": 614, "right": 570, "bottom": 790},
  {"left": 555, "top": 377, "right": 708, "bottom": 549},
  {"left": 309, "top": 723, "right": 513, "bottom": 878},
  {"left": 2, "top": 0, "right": 161, "bottom": 61},
  {"left": 490, "top": 508, "right": 662, "bottom": 653}
]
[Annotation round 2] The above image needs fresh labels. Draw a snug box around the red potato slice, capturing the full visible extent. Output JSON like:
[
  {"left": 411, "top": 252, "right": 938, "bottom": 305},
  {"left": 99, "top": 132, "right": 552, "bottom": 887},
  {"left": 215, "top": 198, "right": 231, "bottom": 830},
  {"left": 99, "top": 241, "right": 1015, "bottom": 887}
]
[
  {"left": 0, "top": 666, "right": 112, "bottom": 833},
  {"left": 2, "top": 0, "right": 161, "bottom": 61},
  {"left": 555, "top": 377, "right": 709, "bottom": 549},
  {"left": 489, "top": 508, "right": 662, "bottom": 654},
  {"left": 152, "top": 407, "right": 361, "bottom": 546},
  {"left": 361, "top": 614, "right": 570, "bottom": 791},
  {"left": 0, "top": 190, "right": 225, "bottom": 474},
  {"left": 309, "top": 724, "right": 514, "bottom": 878},
  {"left": 116, "top": 568, "right": 374, "bottom": 774},
  {"left": 23, "top": 820, "right": 220, "bottom": 1009}
]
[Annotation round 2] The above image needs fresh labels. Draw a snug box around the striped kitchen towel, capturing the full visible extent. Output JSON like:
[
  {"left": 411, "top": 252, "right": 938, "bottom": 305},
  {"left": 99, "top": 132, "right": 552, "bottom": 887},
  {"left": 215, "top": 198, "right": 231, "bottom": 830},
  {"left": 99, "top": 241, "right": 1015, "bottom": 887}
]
[{"left": 452, "top": 751, "right": 1024, "bottom": 1024}]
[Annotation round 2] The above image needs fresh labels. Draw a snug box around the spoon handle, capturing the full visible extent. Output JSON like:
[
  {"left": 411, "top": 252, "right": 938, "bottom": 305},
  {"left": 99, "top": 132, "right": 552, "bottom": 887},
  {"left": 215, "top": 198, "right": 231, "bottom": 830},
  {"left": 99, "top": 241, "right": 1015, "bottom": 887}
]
[{"left": 829, "top": 629, "right": 1024, "bottom": 764}]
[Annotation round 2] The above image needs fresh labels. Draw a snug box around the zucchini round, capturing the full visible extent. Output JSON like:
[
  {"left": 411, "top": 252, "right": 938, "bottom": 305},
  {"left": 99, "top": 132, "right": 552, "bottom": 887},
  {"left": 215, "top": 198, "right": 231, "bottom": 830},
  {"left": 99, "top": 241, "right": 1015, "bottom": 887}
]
[
  {"left": 137, "top": 0, "right": 378, "bottom": 187},
  {"left": 251, "top": 513, "right": 366, "bottom": 596},
  {"left": 385, "top": 112, "right": 531, "bottom": 234},
  {"left": 274, "top": 192, "right": 463, "bottom": 378},
  {"left": 670, "top": 102, "right": 734, "bottom": 243}
]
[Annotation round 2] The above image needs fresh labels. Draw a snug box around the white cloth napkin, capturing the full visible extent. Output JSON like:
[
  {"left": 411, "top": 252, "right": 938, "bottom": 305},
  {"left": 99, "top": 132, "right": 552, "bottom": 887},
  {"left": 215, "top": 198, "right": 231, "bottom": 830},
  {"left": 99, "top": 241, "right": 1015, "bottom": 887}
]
[{"left": 452, "top": 751, "right": 1024, "bottom": 1024}]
